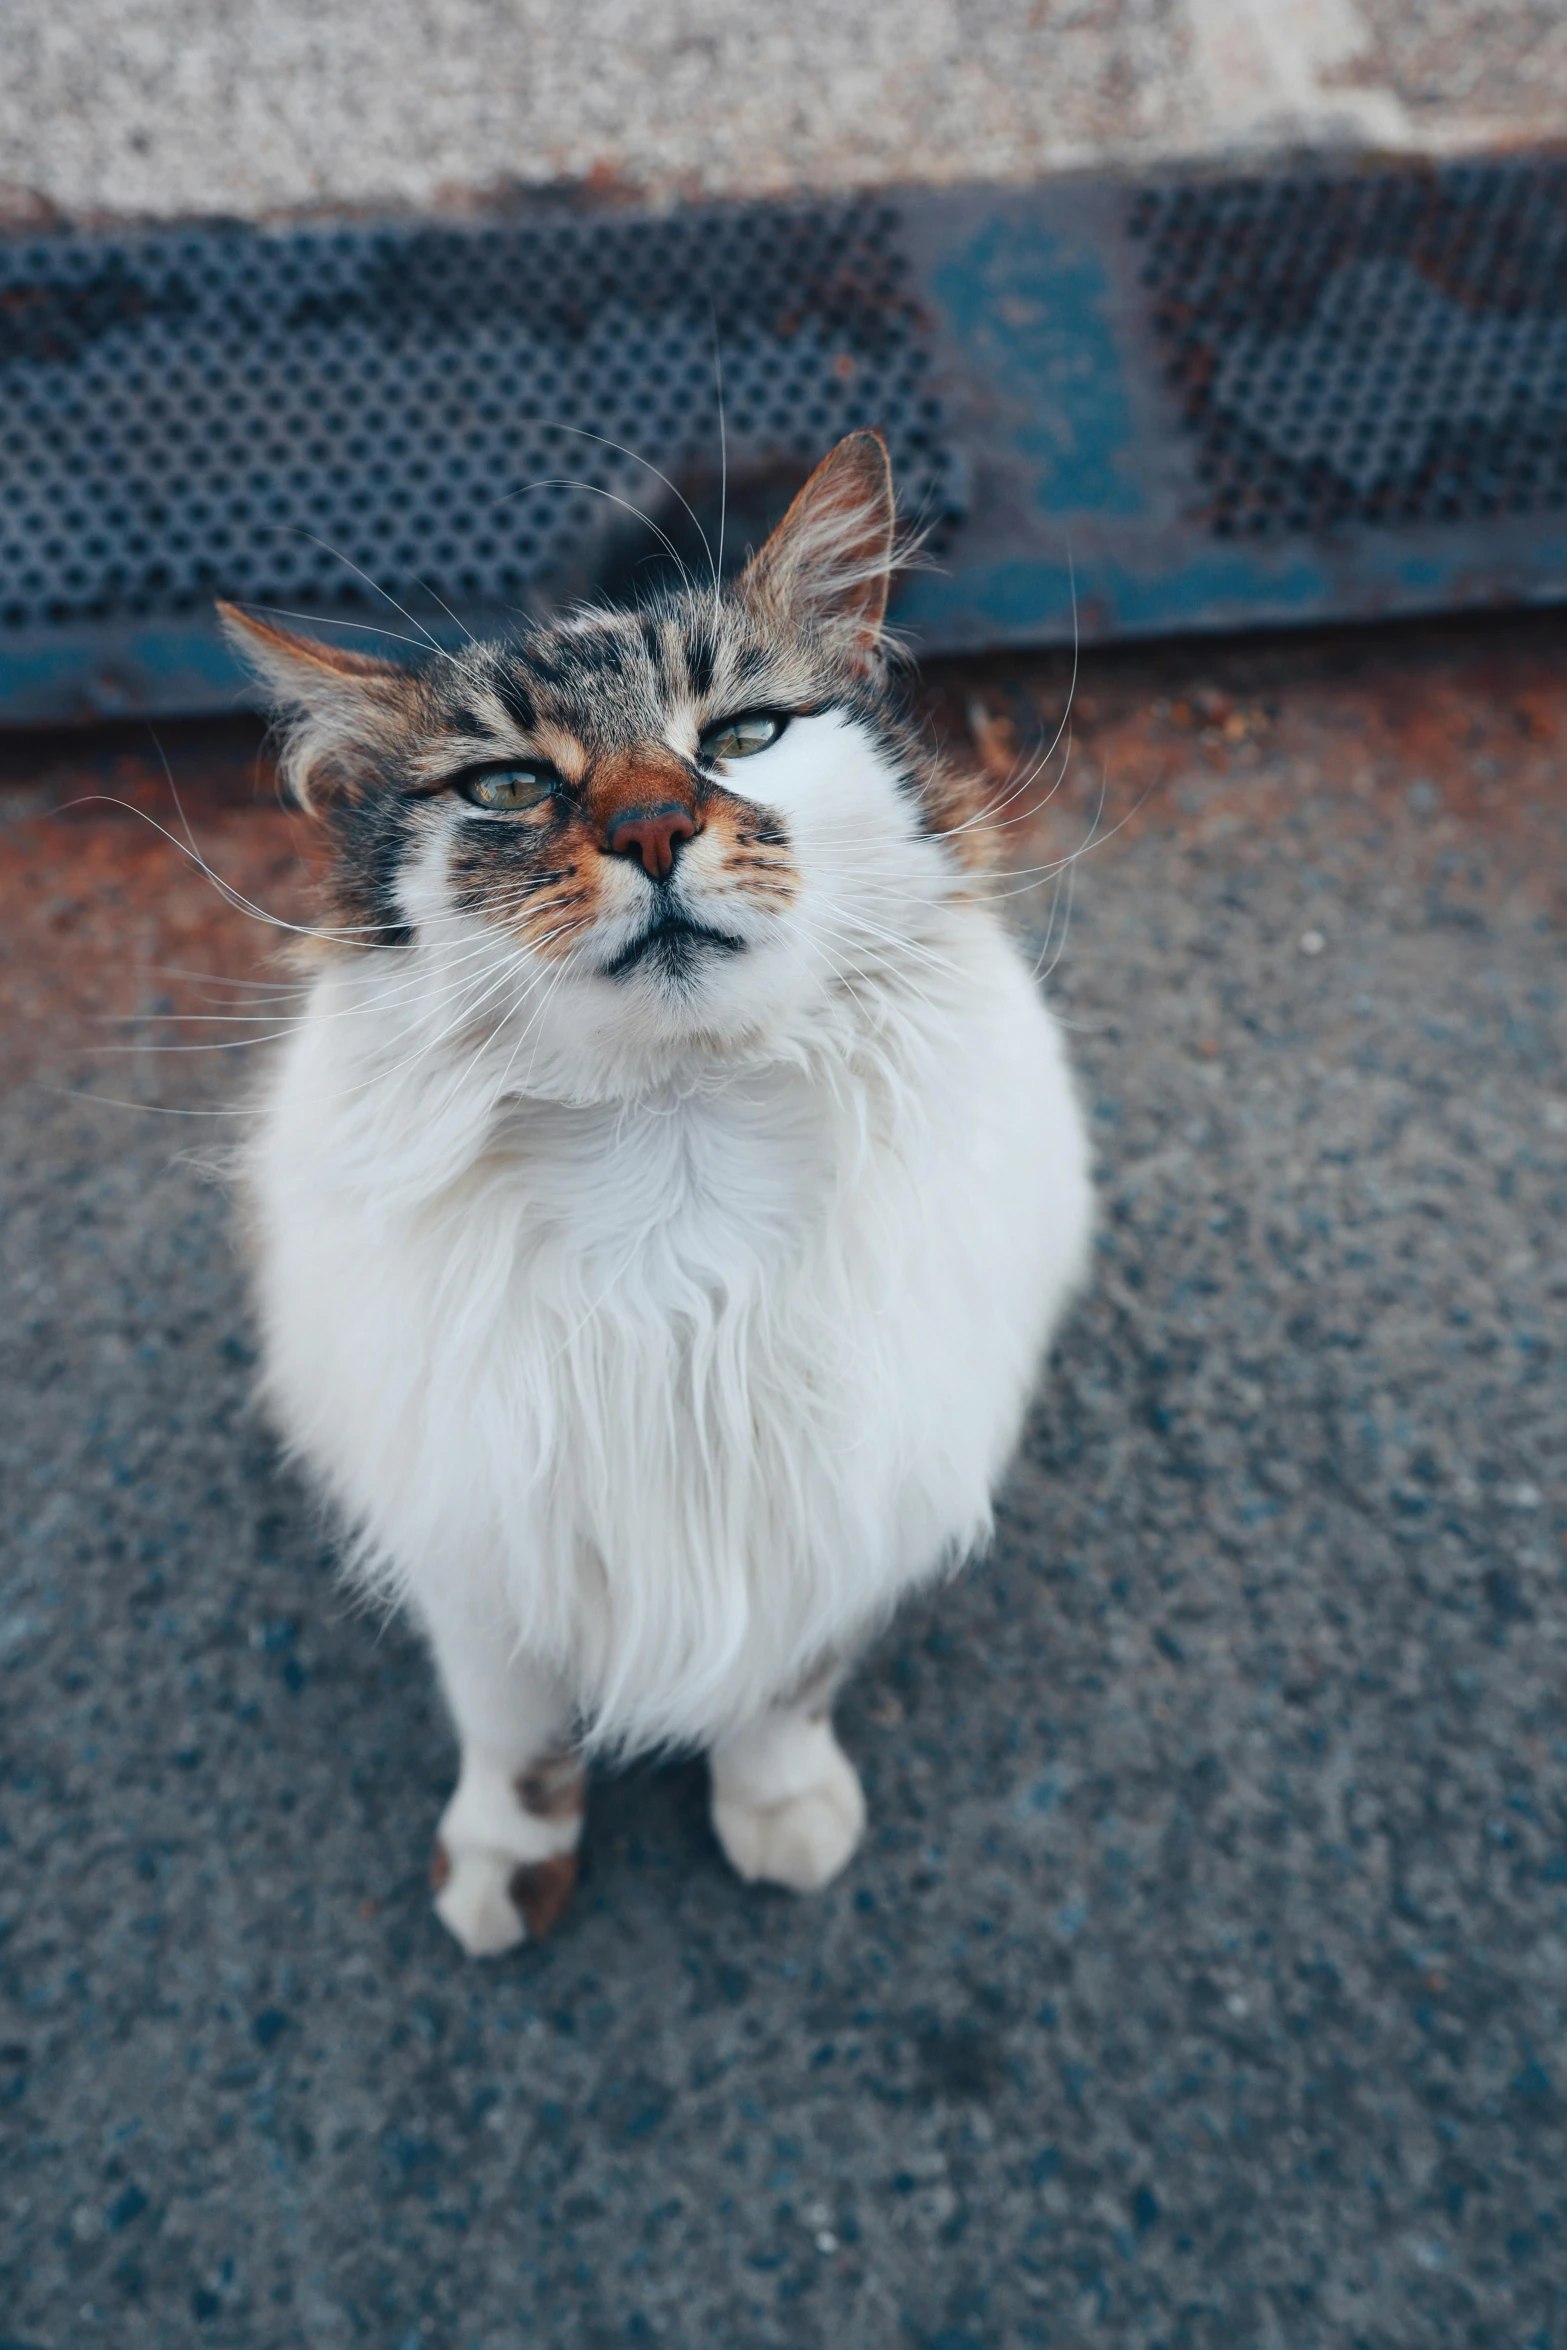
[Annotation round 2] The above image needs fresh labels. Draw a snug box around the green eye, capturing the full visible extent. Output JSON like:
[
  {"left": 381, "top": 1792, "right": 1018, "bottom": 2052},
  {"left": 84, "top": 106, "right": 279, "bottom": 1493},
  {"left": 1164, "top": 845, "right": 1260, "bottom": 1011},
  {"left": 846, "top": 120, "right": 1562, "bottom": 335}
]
[
  {"left": 700, "top": 712, "right": 787, "bottom": 763},
  {"left": 458, "top": 766, "right": 555, "bottom": 813}
]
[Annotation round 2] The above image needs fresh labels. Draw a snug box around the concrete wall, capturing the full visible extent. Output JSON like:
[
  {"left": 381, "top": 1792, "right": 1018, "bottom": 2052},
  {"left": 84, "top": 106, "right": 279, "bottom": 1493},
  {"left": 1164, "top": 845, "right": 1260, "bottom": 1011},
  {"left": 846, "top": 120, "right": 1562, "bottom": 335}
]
[{"left": 0, "top": 0, "right": 1559, "bottom": 230}]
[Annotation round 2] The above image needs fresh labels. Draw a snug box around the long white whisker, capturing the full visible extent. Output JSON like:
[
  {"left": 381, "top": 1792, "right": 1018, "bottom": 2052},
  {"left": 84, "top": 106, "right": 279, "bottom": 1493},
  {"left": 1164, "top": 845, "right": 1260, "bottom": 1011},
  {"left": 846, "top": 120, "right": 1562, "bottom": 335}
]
[
  {"left": 536, "top": 420, "right": 718, "bottom": 599},
  {"left": 711, "top": 308, "right": 728, "bottom": 601},
  {"left": 407, "top": 573, "right": 479, "bottom": 652},
  {"left": 87, "top": 891, "right": 589, "bottom": 1058},
  {"left": 49, "top": 797, "right": 388, "bottom": 945},
  {"left": 234, "top": 604, "right": 450, "bottom": 662},
  {"left": 849, "top": 767, "right": 1157, "bottom": 907},
  {"left": 30, "top": 1079, "right": 257, "bottom": 1120},
  {"left": 492, "top": 479, "right": 697, "bottom": 598},
  {"left": 949, "top": 707, "right": 1074, "bottom": 837},
  {"left": 1033, "top": 855, "right": 1080, "bottom": 986},
  {"left": 104, "top": 884, "right": 578, "bottom": 1025},
  {"left": 949, "top": 567, "right": 1079, "bottom": 839},
  {"left": 428, "top": 917, "right": 597, "bottom": 1116},
  {"left": 275, "top": 529, "right": 470, "bottom": 671}
]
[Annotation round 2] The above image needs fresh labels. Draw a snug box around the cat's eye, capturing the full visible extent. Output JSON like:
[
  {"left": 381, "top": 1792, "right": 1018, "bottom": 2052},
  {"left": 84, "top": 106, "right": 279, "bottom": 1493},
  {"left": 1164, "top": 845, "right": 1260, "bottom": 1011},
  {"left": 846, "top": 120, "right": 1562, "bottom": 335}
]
[
  {"left": 700, "top": 711, "right": 787, "bottom": 764},
  {"left": 457, "top": 765, "right": 555, "bottom": 813}
]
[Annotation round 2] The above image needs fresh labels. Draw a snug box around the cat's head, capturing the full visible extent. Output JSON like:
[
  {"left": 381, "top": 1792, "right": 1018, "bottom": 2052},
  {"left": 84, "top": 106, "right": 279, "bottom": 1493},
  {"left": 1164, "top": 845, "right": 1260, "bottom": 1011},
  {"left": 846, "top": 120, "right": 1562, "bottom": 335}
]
[{"left": 223, "top": 431, "right": 988, "bottom": 1094}]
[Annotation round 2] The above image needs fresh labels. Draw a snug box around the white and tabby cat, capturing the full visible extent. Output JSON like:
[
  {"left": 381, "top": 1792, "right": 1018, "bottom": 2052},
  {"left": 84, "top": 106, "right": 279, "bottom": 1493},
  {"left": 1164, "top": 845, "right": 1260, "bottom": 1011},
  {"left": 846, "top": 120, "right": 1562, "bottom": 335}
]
[{"left": 222, "top": 432, "right": 1092, "bottom": 1957}]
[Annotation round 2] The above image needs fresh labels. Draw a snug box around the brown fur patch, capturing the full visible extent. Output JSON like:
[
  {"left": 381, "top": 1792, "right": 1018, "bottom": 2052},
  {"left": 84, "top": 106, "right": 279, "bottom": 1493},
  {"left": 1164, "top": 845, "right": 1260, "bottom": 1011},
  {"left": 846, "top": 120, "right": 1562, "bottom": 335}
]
[
  {"left": 585, "top": 743, "right": 700, "bottom": 835},
  {"left": 444, "top": 813, "right": 598, "bottom": 963},
  {"left": 429, "top": 1837, "right": 452, "bottom": 1892},
  {"left": 508, "top": 1852, "right": 579, "bottom": 1940},
  {"left": 515, "top": 1749, "right": 586, "bottom": 1822},
  {"left": 216, "top": 602, "right": 404, "bottom": 683},
  {"left": 534, "top": 726, "right": 590, "bottom": 787},
  {"left": 446, "top": 759, "right": 801, "bottom": 964}
]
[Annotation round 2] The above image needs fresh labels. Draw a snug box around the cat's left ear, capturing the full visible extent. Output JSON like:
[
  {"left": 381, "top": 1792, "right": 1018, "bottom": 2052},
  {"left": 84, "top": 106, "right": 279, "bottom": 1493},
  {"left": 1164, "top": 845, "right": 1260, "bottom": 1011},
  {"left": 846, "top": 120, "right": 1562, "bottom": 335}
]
[
  {"left": 739, "top": 430, "right": 897, "bottom": 669},
  {"left": 218, "top": 603, "right": 411, "bottom": 810}
]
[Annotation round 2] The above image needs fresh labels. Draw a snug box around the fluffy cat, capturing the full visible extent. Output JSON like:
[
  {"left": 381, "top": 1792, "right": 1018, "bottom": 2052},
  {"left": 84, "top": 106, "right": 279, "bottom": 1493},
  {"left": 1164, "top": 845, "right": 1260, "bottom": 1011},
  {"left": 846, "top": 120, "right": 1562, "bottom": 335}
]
[{"left": 222, "top": 431, "right": 1092, "bottom": 1958}]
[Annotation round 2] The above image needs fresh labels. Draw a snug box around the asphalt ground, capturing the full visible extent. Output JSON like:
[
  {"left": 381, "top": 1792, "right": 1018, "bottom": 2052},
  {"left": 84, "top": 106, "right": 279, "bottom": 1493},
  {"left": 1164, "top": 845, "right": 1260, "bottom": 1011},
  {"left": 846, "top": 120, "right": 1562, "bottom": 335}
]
[{"left": 2, "top": 612, "right": 1566, "bottom": 2348}]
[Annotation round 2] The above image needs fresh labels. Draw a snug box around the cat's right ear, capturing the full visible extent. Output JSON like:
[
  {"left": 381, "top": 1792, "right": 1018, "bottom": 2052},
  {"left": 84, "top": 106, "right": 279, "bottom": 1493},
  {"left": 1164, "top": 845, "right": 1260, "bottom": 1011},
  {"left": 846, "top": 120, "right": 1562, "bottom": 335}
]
[
  {"left": 739, "top": 430, "right": 898, "bottom": 670},
  {"left": 217, "top": 603, "right": 410, "bottom": 811}
]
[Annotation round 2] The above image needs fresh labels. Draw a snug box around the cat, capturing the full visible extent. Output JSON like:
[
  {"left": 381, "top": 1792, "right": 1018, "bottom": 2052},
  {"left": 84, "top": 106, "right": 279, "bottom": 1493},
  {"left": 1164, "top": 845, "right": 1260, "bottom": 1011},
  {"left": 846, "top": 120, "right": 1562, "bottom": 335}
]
[{"left": 221, "top": 429, "right": 1092, "bottom": 1958}]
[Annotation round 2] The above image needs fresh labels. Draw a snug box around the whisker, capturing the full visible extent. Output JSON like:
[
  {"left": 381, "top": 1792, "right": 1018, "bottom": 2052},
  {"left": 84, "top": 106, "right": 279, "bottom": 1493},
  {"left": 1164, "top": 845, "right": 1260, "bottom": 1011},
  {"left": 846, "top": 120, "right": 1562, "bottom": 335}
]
[
  {"left": 230, "top": 603, "right": 454, "bottom": 663},
  {"left": 272, "top": 529, "right": 474, "bottom": 673},
  {"left": 48, "top": 795, "right": 391, "bottom": 945},
  {"left": 531, "top": 418, "right": 719, "bottom": 601},
  {"left": 407, "top": 573, "right": 479, "bottom": 652},
  {"left": 84, "top": 877, "right": 593, "bottom": 1073},
  {"left": 1032, "top": 855, "right": 1079, "bottom": 987},
  {"left": 126, "top": 965, "right": 314, "bottom": 996},
  {"left": 711, "top": 306, "right": 728, "bottom": 601},
  {"left": 947, "top": 559, "right": 1080, "bottom": 840},
  {"left": 30, "top": 1078, "right": 259, "bottom": 1120},
  {"left": 491, "top": 478, "right": 698, "bottom": 599}
]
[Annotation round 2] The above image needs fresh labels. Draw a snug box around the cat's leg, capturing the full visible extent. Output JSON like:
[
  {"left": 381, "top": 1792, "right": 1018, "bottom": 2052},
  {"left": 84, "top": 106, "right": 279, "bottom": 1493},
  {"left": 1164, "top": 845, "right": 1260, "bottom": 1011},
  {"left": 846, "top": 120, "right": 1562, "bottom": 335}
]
[
  {"left": 418, "top": 1596, "right": 584, "bottom": 1959},
  {"left": 709, "top": 1669, "right": 866, "bottom": 1895}
]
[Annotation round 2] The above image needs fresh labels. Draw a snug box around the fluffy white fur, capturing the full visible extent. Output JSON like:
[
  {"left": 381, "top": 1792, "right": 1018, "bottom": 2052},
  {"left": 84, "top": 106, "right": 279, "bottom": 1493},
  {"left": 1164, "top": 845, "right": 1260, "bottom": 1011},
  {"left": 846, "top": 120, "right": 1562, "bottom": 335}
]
[{"left": 244, "top": 592, "right": 1091, "bottom": 1954}]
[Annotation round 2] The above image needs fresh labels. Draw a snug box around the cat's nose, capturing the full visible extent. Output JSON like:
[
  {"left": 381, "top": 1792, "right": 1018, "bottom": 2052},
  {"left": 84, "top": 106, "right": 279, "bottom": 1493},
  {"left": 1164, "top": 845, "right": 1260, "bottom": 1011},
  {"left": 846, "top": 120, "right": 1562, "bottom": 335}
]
[{"left": 605, "top": 803, "right": 699, "bottom": 881}]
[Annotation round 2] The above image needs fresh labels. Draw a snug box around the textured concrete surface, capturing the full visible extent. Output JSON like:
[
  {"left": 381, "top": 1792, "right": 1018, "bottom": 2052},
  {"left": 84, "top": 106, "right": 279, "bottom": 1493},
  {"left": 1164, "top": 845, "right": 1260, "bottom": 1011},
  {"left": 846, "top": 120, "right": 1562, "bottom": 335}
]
[
  {"left": 2, "top": 614, "right": 1567, "bottom": 2347},
  {"left": 0, "top": 0, "right": 1558, "bottom": 230},
  {"left": 1361, "top": 0, "right": 1567, "bottom": 131}
]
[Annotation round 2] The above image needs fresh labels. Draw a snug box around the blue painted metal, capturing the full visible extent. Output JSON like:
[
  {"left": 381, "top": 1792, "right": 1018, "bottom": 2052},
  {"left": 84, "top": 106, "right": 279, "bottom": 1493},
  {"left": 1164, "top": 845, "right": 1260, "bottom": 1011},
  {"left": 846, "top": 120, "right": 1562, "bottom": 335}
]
[
  {"left": 892, "top": 174, "right": 1567, "bottom": 650},
  {"left": 0, "top": 620, "right": 253, "bottom": 727},
  {"left": 4, "top": 163, "right": 1567, "bottom": 721}
]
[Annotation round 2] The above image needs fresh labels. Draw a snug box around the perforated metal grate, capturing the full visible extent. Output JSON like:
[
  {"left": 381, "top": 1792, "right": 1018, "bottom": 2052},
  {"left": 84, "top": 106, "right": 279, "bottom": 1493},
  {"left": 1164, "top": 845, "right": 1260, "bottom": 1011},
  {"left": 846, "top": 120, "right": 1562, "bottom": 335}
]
[
  {"left": 0, "top": 204, "right": 955, "bottom": 636},
  {"left": 11, "top": 166, "right": 1567, "bottom": 716},
  {"left": 1131, "top": 161, "right": 1567, "bottom": 539}
]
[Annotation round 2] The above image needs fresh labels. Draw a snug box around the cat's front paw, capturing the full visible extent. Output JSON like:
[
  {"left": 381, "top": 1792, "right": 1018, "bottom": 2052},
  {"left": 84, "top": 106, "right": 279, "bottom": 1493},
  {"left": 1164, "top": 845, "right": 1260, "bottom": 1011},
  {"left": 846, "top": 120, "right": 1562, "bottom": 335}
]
[
  {"left": 430, "top": 1746, "right": 585, "bottom": 1958},
  {"left": 430, "top": 1840, "right": 578, "bottom": 1958},
  {"left": 711, "top": 1734, "right": 866, "bottom": 1894}
]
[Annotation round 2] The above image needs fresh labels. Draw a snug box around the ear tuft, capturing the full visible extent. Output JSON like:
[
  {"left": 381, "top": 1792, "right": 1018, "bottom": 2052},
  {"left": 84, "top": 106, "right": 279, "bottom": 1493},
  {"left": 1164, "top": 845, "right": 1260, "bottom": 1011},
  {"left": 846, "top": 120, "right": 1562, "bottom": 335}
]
[
  {"left": 739, "top": 430, "right": 897, "bottom": 667},
  {"left": 218, "top": 603, "right": 409, "bottom": 810}
]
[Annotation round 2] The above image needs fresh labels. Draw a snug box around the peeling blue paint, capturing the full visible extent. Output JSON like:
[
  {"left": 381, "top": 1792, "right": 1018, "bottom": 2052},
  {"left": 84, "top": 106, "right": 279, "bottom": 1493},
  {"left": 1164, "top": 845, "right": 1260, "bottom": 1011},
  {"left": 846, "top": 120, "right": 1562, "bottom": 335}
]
[
  {"left": 933, "top": 217, "right": 1142, "bottom": 518},
  {"left": 897, "top": 549, "right": 1331, "bottom": 642},
  {"left": 0, "top": 625, "right": 252, "bottom": 726}
]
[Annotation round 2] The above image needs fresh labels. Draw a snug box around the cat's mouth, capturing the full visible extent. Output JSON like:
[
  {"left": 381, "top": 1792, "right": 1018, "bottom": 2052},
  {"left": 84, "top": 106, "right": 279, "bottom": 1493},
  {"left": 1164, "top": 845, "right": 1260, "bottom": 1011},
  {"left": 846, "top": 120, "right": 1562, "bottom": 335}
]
[{"left": 600, "top": 912, "right": 747, "bottom": 983}]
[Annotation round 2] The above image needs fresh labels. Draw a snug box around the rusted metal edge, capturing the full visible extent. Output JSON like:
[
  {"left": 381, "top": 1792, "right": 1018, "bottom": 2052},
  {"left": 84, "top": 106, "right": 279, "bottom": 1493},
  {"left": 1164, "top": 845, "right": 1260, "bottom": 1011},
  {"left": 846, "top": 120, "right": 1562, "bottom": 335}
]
[{"left": 5, "top": 158, "right": 1567, "bottom": 723}]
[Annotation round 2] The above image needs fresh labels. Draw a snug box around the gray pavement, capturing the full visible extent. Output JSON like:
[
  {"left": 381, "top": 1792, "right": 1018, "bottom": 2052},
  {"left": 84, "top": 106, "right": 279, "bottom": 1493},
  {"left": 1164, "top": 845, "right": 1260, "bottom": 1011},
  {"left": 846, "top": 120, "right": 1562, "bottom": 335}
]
[{"left": 2, "top": 620, "right": 1565, "bottom": 2345}]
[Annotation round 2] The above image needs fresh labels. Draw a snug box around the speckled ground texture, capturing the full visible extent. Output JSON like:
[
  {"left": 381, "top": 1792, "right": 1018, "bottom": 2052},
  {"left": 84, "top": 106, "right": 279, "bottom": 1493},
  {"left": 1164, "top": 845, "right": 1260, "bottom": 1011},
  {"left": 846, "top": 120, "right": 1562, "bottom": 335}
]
[
  {"left": 0, "top": 0, "right": 1561, "bottom": 230},
  {"left": 2, "top": 614, "right": 1566, "bottom": 2348}
]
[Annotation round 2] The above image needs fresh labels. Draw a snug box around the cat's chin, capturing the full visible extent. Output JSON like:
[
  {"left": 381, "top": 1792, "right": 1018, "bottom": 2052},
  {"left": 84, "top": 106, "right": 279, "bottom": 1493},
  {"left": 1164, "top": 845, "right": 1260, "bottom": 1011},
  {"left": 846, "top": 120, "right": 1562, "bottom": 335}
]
[
  {"left": 597, "top": 913, "right": 748, "bottom": 984},
  {"left": 587, "top": 933, "right": 812, "bottom": 1047},
  {"left": 482, "top": 962, "right": 814, "bottom": 1106}
]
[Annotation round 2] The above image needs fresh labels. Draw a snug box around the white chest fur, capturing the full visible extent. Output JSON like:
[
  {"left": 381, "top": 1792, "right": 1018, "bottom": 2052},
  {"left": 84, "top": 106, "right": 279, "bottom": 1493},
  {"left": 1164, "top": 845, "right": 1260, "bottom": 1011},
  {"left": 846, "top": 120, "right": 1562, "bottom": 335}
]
[{"left": 249, "top": 907, "right": 1091, "bottom": 1751}]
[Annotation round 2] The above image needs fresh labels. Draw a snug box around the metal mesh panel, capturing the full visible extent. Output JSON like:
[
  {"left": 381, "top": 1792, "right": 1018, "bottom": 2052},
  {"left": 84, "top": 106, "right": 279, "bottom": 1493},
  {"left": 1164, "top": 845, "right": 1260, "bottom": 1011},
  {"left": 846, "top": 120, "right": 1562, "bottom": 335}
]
[
  {"left": 1132, "top": 162, "right": 1567, "bottom": 539},
  {"left": 0, "top": 204, "right": 955, "bottom": 635}
]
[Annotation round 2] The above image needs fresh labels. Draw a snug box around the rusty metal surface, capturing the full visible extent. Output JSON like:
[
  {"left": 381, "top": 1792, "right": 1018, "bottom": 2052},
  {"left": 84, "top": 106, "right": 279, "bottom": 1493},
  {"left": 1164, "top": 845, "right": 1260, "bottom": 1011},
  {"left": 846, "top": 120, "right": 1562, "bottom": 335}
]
[
  {"left": 11, "top": 160, "right": 1567, "bottom": 723},
  {"left": 896, "top": 165, "right": 1567, "bottom": 652},
  {"left": 2, "top": 618, "right": 1565, "bottom": 2345}
]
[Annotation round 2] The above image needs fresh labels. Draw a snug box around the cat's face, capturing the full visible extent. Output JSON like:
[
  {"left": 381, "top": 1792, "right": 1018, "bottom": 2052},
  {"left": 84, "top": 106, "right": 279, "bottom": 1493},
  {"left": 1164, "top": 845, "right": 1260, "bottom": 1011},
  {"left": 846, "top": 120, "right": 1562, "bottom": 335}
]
[{"left": 224, "top": 432, "right": 985, "bottom": 1092}]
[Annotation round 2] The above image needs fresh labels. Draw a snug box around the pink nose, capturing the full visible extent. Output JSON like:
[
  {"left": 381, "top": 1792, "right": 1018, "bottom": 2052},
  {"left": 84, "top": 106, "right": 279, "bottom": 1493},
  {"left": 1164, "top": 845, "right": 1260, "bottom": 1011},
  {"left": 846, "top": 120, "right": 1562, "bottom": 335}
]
[{"left": 606, "top": 803, "right": 698, "bottom": 881}]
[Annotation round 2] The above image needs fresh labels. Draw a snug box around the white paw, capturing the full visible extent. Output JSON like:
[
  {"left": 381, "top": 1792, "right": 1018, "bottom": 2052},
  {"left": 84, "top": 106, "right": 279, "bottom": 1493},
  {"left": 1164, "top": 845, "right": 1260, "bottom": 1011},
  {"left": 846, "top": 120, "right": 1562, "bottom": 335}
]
[
  {"left": 429, "top": 1744, "right": 585, "bottom": 1958},
  {"left": 432, "top": 1843, "right": 528, "bottom": 1958},
  {"left": 430, "top": 1840, "right": 578, "bottom": 1959},
  {"left": 712, "top": 1742, "right": 866, "bottom": 1893}
]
